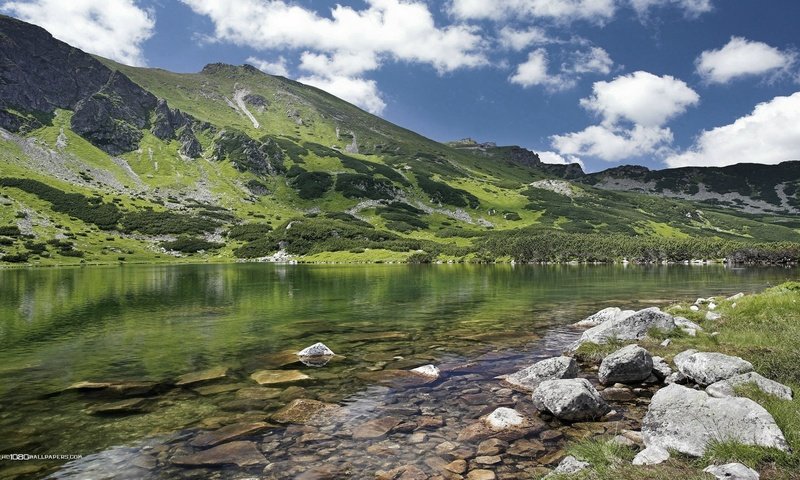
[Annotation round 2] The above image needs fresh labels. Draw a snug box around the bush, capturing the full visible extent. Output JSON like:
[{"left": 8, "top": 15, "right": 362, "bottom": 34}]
[
  {"left": 121, "top": 210, "right": 220, "bottom": 235},
  {"left": 161, "top": 236, "right": 223, "bottom": 253},
  {"left": 416, "top": 174, "right": 479, "bottom": 208},
  {"left": 228, "top": 223, "right": 273, "bottom": 242},
  {"left": 1, "top": 252, "right": 29, "bottom": 263},
  {"left": 335, "top": 173, "right": 396, "bottom": 200},
  {"left": 291, "top": 171, "right": 333, "bottom": 199}
]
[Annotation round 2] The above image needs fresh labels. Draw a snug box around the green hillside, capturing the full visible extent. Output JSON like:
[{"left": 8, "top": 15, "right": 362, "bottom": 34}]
[{"left": 1, "top": 15, "right": 799, "bottom": 266}]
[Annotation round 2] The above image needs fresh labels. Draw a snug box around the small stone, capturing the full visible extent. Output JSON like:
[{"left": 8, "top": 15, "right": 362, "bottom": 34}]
[
  {"left": 507, "top": 439, "right": 544, "bottom": 457},
  {"left": 466, "top": 469, "right": 496, "bottom": 480},
  {"left": 86, "top": 397, "right": 147, "bottom": 415},
  {"left": 176, "top": 366, "right": 228, "bottom": 386},
  {"left": 271, "top": 399, "right": 341, "bottom": 426},
  {"left": 690, "top": 305, "right": 700, "bottom": 312},
  {"left": 706, "top": 311, "right": 722, "bottom": 321},
  {"left": 485, "top": 407, "right": 523, "bottom": 429},
  {"left": 411, "top": 364, "right": 440, "bottom": 378},
  {"left": 417, "top": 416, "right": 445, "bottom": 430},
  {"left": 193, "top": 383, "right": 243, "bottom": 396},
  {"left": 250, "top": 369, "right": 311, "bottom": 386},
  {"left": 544, "top": 455, "right": 589, "bottom": 478},
  {"left": 706, "top": 372, "right": 793, "bottom": 401},
  {"left": 475, "top": 455, "right": 501, "bottom": 465},
  {"left": 445, "top": 459, "right": 467, "bottom": 474},
  {"left": 611, "top": 435, "right": 635, "bottom": 447},
  {"left": 409, "top": 432, "right": 427, "bottom": 444},
  {"left": 298, "top": 342, "right": 334, "bottom": 357},
  {"left": 660, "top": 339, "right": 672, "bottom": 347},
  {"left": 477, "top": 439, "right": 507, "bottom": 456},
  {"left": 171, "top": 441, "right": 265, "bottom": 467},
  {"left": 704, "top": 463, "right": 759, "bottom": 480},
  {"left": 191, "top": 422, "right": 272, "bottom": 448},
  {"left": 632, "top": 446, "right": 670, "bottom": 465},
  {"left": 599, "top": 344, "right": 653, "bottom": 385},
  {"left": 352, "top": 417, "right": 401, "bottom": 440}
]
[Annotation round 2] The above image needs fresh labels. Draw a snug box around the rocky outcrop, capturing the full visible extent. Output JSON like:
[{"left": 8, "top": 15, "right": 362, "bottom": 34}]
[
  {"left": 532, "top": 378, "right": 610, "bottom": 421},
  {"left": 576, "top": 307, "right": 676, "bottom": 345},
  {"left": 212, "top": 130, "right": 284, "bottom": 176},
  {"left": 673, "top": 351, "right": 753, "bottom": 386},
  {"left": 706, "top": 372, "right": 793, "bottom": 401},
  {"left": 178, "top": 127, "right": 203, "bottom": 158},
  {"left": 502, "top": 356, "right": 578, "bottom": 391},
  {"left": 642, "top": 384, "right": 789, "bottom": 456},
  {"left": 598, "top": 344, "right": 653, "bottom": 385}
]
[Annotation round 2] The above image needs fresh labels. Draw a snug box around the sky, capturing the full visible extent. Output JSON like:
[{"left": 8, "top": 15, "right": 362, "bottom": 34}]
[{"left": 3, "top": 0, "right": 800, "bottom": 173}]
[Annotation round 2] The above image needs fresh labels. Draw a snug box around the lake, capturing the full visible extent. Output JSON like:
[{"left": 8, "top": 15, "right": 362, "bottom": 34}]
[{"left": 0, "top": 264, "right": 795, "bottom": 479}]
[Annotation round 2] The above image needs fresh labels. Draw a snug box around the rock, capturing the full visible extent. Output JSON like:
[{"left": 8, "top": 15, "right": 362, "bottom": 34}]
[
  {"left": 445, "top": 459, "right": 467, "bottom": 474},
  {"left": 477, "top": 438, "right": 507, "bottom": 456},
  {"left": 660, "top": 339, "right": 672, "bottom": 347},
  {"left": 356, "top": 370, "right": 438, "bottom": 387},
  {"left": 271, "top": 399, "right": 342, "bottom": 426},
  {"left": 674, "top": 316, "right": 703, "bottom": 332},
  {"left": 502, "top": 356, "right": 578, "bottom": 391},
  {"left": 674, "top": 351, "right": 754, "bottom": 386},
  {"left": 632, "top": 446, "right": 670, "bottom": 465},
  {"left": 411, "top": 364, "right": 440, "bottom": 379},
  {"left": 544, "top": 456, "right": 589, "bottom": 478},
  {"left": 664, "top": 371, "right": 687, "bottom": 384},
  {"left": 611, "top": 435, "right": 636, "bottom": 447},
  {"left": 190, "top": 422, "right": 272, "bottom": 448},
  {"left": 192, "top": 383, "right": 243, "bottom": 396},
  {"left": 706, "top": 372, "right": 793, "bottom": 401},
  {"left": 417, "top": 415, "right": 445, "bottom": 429},
  {"left": 576, "top": 307, "right": 676, "bottom": 345},
  {"left": 642, "top": 384, "right": 789, "bottom": 456},
  {"left": 298, "top": 342, "right": 335, "bottom": 357},
  {"left": 235, "top": 387, "right": 283, "bottom": 400},
  {"left": 475, "top": 455, "right": 501, "bottom": 465},
  {"left": 466, "top": 470, "right": 496, "bottom": 480},
  {"left": 352, "top": 416, "right": 401, "bottom": 440},
  {"left": 250, "top": 369, "right": 311, "bottom": 386},
  {"left": 485, "top": 407, "right": 523, "bottom": 429},
  {"left": 690, "top": 305, "right": 700, "bottom": 312},
  {"left": 532, "top": 379, "right": 610, "bottom": 421},
  {"left": 600, "top": 387, "right": 635, "bottom": 402},
  {"left": 704, "top": 463, "right": 759, "bottom": 480},
  {"left": 178, "top": 127, "right": 202, "bottom": 158},
  {"left": 376, "top": 465, "right": 427, "bottom": 480},
  {"left": 212, "top": 130, "right": 284, "bottom": 176},
  {"left": 172, "top": 441, "right": 265, "bottom": 467},
  {"left": 706, "top": 311, "right": 722, "bottom": 321},
  {"left": 176, "top": 366, "right": 229, "bottom": 386},
  {"left": 726, "top": 293, "right": 745, "bottom": 301},
  {"left": 506, "top": 439, "right": 544, "bottom": 457},
  {"left": 708, "top": 302, "right": 717, "bottom": 311},
  {"left": 598, "top": 344, "right": 653, "bottom": 385},
  {"left": 86, "top": 397, "right": 147, "bottom": 415},
  {"left": 651, "top": 356, "right": 672, "bottom": 381},
  {"left": 573, "top": 307, "right": 635, "bottom": 328}
]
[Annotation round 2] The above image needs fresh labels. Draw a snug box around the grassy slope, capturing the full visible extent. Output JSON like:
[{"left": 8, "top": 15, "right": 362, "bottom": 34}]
[
  {"left": 1, "top": 59, "right": 799, "bottom": 265},
  {"left": 566, "top": 283, "right": 800, "bottom": 480}
]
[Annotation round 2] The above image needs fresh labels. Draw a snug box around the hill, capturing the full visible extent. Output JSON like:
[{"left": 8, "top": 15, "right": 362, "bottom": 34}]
[{"left": 1, "top": 15, "right": 798, "bottom": 266}]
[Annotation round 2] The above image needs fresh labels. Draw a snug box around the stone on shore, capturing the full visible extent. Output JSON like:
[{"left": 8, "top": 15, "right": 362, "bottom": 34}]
[
  {"left": 651, "top": 356, "right": 672, "bottom": 381},
  {"left": 706, "top": 372, "right": 793, "bottom": 401},
  {"left": 250, "top": 369, "right": 311, "bottom": 386},
  {"left": 726, "top": 293, "right": 745, "bottom": 301},
  {"left": 598, "top": 344, "right": 653, "bottom": 385},
  {"left": 704, "top": 463, "right": 759, "bottom": 480},
  {"left": 171, "top": 441, "right": 266, "bottom": 467},
  {"left": 576, "top": 307, "right": 676, "bottom": 345},
  {"left": 573, "top": 307, "right": 634, "bottom": 328},
  {"left": 532, "top": 378, "right": 610, "bottom": 421},
  {"left": 632, "top": 446, "right": 670, "bottom": 465},
  {"left": 297, "top": 342, "right": 334, "bottom": 357},
  {"left": 642, "top": 384, "right": 789, "bottom": 456},
  {"left": 502, "top": 356, "right": 578, "bottom": 391},
  {"left": 176, "top": 366, "right": 229, "bottom": 386},
  {"left": 674, "top": 351, "right": 753, "bottom": 386}
]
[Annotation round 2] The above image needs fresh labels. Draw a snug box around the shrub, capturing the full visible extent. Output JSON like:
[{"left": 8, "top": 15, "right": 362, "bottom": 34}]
[
  {"left": 335, "top": 173, "right": 396, "bottom": 200},
  {"left": 161, "top": 236, "right": 223, "bottom": 253},
  {"left": 121, "top": 210, "right": 220, "bottom": 235},
  {"left": 228, "top": 223, "right": 273, "bottom": 242},
  {"left": 291, "top": 171, "right": 333, "bottom": 199},
  {"left": 416, "top": 174, "right": 479, "bottom": 208}
]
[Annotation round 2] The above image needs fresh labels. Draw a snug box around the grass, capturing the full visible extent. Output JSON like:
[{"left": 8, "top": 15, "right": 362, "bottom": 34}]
[{"left": 567, "top": 282, "right": 800, "bottom": 479}]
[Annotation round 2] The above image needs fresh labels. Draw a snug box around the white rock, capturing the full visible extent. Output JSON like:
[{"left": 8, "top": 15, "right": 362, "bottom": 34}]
[
  {"left": 573, "top": 307, "right": 635, "bottom": 328},
  {"left": 502, "top": 356, "right": 578, "bottom": 391},
  {"left": 484, "top": 407, "right": 523, "bottom": 430},
  {"left": 298, "top": 342, "right": 335, "bottom": 357},
  {"left": 642, "top": 384, "right": 789, "bottom": 457},
  {"left": 532, "top": 378, "right": 610, "bottom": 421},
  {"left": 674, "top": 351, "right": 753, "bottom": 386},
  {"left": 632, "top": 445, "right": 670, "bottom": 465},
  {"left": 704, "top": 463, "right": 759, "bottom": 480},
  {"left": 576, "top": 307, "right": 676, "bottom": 346},
  {"left": 706, "top": 311, "right": 722, "bottom": 321},
  {"left": 708, "top": 302, "right": 717, "bottom": 311},
  {"left": 726, "top": 293, "right": 745, "bottom": 301},
  {"left": 690, "top": 305, "right": 700, "bottom": 312},
  {"left": 674, "top": 316, "right": 703, "bottom": 332},
  {"left": 651, "top": 356, "right": 672, "bottom": 381},
  {"left": 706, "top": 372, "right": 793, "bottom": 401},
  {"left": 544, "top": 455, "right": 590, "bottom": 478},
  {"left": 660, "top": 338, "right": 672, "bottom": 347},
  {"left": 694, "top": 297, "right": 708, "bottom": 305},
  {"left": 410, "top": 364, "right": 440, "bottom": 379}
]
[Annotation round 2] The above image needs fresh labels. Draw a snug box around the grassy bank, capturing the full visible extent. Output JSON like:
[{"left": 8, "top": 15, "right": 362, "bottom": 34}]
[{"left": 564, "top": 282, "right": 800, "bottom": 479}]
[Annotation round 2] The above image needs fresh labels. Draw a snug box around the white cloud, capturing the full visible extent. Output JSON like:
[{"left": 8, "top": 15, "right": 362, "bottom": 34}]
[
  {"left": 665, "top": 92, "right": 800, "bottom": 168},
  {"left": 696, "top": 37, "right": 795, "bottom": 84},
  {"left": 498, "top": 26, "right": 553, "bottom": 50},
  {"left": 630, "top": 0, "right": 713, "bottom": 18},
  {"left": 299, "top": 75, "right": 386, "bottom": 115},
  {"left": 246, "top": 56, "right": 289, "bottom": 76},
  {"left": 2, "top": 0, "right": 155, "bottom": 66},
  {"left": 449, "top": 0, "right": 616, "bottom": 23},
  {"left": 567, "top": 47, "right": 613, "bottom": 75},
  {"left": 509, "top": 49, "right": 575, "bottom": 91},
  {"left": 538, "top": 150, "right": 585, "bottom": 169},
  {"left": 580, "top": 71, "right": 699, "bottom": 127},
  {"left": 552, "top": 124, "right": 673, "bottom": 161}
]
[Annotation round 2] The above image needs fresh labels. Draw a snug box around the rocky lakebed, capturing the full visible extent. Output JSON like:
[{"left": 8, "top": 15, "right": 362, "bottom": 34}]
[{"left": 33, "top": 293, "right": 792, "bottom": 480}]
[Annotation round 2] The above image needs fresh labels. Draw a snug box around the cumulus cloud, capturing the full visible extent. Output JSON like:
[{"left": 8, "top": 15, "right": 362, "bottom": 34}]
[
  {"left": 551, "top": 71, "right": 698, "bottom": 161},
  {"left": 566, "top": 47, "right": 614, "bottom": 75},
  {"left": 538, "top": 150, "right": 585, "bottom": 169},
  {"left": 246, "top": 56, "right": 289, "bottom": 76},
  {"left": 299, "top": 75, "right": 387, "bottom": 115},
  {"left": 580, "top": 71, "right": 699, "bottom": 126},
  {"left": 696, "top": 37, "right": 795, "bottom": 84},
  {"left": 630, "top": 0, "right": 713, "bottom": 18},
  {"left": 2, "top": 0, "right": 155, "bottom": 66},
  {"left": 498, "top": 26, "right": 553, "bottom": 51},
  {"left": 509, "top": 49, "right": 574, "bottom": 90},
  {"left": 552, "top": 124, "right": 673, "bottom": 161},
  {"left": 665, "top": 92, "right": 800, "bottom": 168},
  {"left": 449, "top": 0, "right": 616, "bottom": 23}
]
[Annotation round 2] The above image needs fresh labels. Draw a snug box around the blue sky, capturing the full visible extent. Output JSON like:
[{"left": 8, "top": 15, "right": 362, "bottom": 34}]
[{"left": 3, "top": 0, "right": 800, "bottom": 172}]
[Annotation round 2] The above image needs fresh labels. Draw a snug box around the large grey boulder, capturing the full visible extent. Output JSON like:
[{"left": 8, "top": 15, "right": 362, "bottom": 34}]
[
  {"left": 651, "top": 356, "right": 672, "bottom": 381},
  {"left": 706, "top": 372, "right": 793, "bottom": 401},
  {"left": 704, "top": 463, "right": 759, "bottom": 480},
  {"left": 573, "top": 307, "right": 634, "bottom": 328},
  {"left": 503, "top": 356, "right": 578, "bottom": 391},
  {"left": 598, "top": 344, "right": 653, "bottom": 385},
  {"left": 576, "top": 307, "right": 676, "bottom": 345},
  {"left": 532, "top": 378, "right": 610, "bottom": 421},
  {"left": 674, "top": 351, "right": 753, "bottom": 386},
  {"left": 642, "top": 384, "right": 789, "bottom": 457}
]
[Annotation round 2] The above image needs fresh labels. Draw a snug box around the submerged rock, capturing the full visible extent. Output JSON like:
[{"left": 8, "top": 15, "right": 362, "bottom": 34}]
[
  {"left": 706, "top": 372, "right": 793, "bottom": 401},
  {"left": 502, "top": 356, "right": 578, "bottom": 391},
  {"left": 674, "top": 351, "right": 753, "bottom": 386},
  {"left": 171, "top": 441, "right": 266, "bottom": 467},
  {"left": 457, "top": 408, "right": 546, "bottom": 443},
  {"left": 642, "top": 384, "right": 789, "bottom": 456},
  {"left": 86, "top": 397, "right": 147, "bottom": 415},
  {"left": 175, "top": 366, "right": 229, "bottom": 386},
  {"left": 352, "top": 416, "right": 401, "bottom": 440},
  {"left": 271, "top": 398, "right": 341, "bottom": 426},
  {"left": 250, "top": 369, "right": 311, "bottom": 386},
  {"left": 598, "top": 344, "right": 653, "bottom": 385},
  {"left": 532, "top": 378, "right": 610, "bottom": 421},
  {"left": 485, "top": 407, "right": 523, "bottom": 429},
  {"left": 190, "top": 422, "right": 272, "bottom": 448},
  {"left": 704, "top": 463, "right": 759, "bottom": 480}
]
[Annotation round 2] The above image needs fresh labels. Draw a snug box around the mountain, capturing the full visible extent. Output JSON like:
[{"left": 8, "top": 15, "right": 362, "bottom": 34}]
[{"left": 1, "top": 15, "right": 798, "bottom": 266}]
